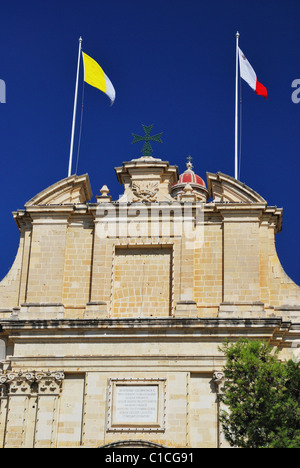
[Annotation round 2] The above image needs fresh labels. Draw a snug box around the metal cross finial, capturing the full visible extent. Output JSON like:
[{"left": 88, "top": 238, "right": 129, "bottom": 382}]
[
  {"left": 132, "top": 124, "right": 163, "bottom": 157},
  {"left": 186, "top": 155, "right": 193, "bottom": 169}
]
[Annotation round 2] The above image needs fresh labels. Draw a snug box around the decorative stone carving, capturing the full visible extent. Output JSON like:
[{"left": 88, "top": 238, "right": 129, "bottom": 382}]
[
  {"left": 132, "top": 181, "right": 159, "bottom": 202},
  {"left": 0, "top": 370, "right": 65, "bottom": 395},
  {"left": 115, "top": 157, "right": 178, "bottom": 202},
  {"left": 213, "top": 371, "right": 225, "bottom": 394},
  {"left": 213, "top": 371, "right": 225, "bottom": 383}
]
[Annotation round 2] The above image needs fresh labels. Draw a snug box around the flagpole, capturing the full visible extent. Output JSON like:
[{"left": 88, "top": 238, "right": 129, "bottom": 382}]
[
  {"left": 235, "top": 31, "right": 239, "bottom": 180},
  {"left": 68, "top": 36, "right": 82, "bottom": 177}
]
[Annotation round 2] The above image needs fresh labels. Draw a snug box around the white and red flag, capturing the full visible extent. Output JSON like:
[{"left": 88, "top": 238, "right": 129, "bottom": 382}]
[{"left": 238, "top": 47, "right": 267, "bottom": 99}]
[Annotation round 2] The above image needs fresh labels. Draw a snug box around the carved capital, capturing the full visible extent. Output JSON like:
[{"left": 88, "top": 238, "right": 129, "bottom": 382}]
[
  {"left": 213, "top": 371, "right": 225, "bottom": 382},
  {"left": 0, "top": 370, "right": 65, "bottom": 395},
  {"left": 213, "top": 371, "right": 225, "bottom": 393}
]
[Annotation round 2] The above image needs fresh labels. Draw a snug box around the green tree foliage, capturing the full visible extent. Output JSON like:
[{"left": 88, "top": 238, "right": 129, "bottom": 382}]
[{"left": 218, "top": 339, "right": 300, "bottom": 448}]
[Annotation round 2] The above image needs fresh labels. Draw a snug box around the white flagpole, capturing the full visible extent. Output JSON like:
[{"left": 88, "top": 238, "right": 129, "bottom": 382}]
[
  {"left": 235, "top": 31, "right": 240, "bottom": 180},
  {"left": 68, "top": 37, "right": 82, "bottom": 177}
]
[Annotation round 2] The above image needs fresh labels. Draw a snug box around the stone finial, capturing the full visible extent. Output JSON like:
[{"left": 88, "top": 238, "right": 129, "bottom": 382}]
[
  {"left": 100, "top": 185, "right": 109, "bottom": 196},
  {"left": 97, "top": 185, "right": 112, "bottom": 203}
]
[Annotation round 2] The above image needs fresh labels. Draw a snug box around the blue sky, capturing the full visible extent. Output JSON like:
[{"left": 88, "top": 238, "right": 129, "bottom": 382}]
[{"left": 0, "top": 0, "right": 299, "bottom": 286}]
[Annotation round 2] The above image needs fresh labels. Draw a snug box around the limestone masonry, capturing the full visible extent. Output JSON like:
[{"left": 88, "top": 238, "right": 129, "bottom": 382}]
[{"left": 0, "top": 155, "right": 299, "bottom": 448}]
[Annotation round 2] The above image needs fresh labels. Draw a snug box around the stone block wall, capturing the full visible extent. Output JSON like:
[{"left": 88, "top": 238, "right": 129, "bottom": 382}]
[
  {"left": 1, "top": 202, "right": 300, "bottom": 319},
  {"left": 63, "top": 218, "right": 94, "bottom": 318},
  {"left": 113, "top": 247, "right": 172, "bottom": 318}
]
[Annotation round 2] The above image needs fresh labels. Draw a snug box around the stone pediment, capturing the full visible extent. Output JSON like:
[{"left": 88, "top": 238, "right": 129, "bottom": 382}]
[
  {"left": 25, "top": 174, "right": 92, "bottom": 206},
  {"left": 206, "top": 172, "right": 267, "bottom": 203}
]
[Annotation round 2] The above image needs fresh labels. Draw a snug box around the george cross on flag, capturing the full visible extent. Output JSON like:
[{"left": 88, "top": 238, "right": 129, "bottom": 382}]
[{"left": 238, "top": 47, "right": 267, "bottom": 99}]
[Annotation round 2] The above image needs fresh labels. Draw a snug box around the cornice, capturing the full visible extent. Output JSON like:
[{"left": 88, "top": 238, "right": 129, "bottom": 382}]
[{"left": 0, "top": 316, "right": 288, "bottom": 332}]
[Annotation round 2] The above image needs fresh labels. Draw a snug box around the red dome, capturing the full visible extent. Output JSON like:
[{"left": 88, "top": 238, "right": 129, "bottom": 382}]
[
  {"left": 171, "top": 159, "right": 208, "bottom": 201},
  {"left": 172, "top": 161, "right": 206, "bottom": 188},
  {"left": 177, "top": 171, "right": 206, "bottom": 187}
]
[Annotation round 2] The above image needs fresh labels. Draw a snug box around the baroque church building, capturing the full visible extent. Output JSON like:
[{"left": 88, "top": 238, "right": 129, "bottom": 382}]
[{"left": 0, "top": 146, "right": 299, "bottom": 448}]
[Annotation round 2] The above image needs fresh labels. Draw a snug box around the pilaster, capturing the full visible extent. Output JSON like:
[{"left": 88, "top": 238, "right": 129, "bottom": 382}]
[{"left": 0, "top": 370, "right": 64, "bottom": 448}]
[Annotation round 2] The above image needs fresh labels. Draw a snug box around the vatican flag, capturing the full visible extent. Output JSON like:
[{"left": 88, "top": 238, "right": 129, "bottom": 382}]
[{"left": 82, "top": 52, "right": 116, "bottom": 104}]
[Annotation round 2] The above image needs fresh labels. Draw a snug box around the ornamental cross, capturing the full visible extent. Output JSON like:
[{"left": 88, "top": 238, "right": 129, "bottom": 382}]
[
  {"left": 132, "top": 124, "right": 163, "bottom": 157},
  {"left": 186, "top": 155, "right": 193, "bottom": 169}
]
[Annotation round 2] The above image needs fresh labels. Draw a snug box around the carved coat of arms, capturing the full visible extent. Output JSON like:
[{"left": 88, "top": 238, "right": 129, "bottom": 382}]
[{"left": 131, "top": 181, "right": 159, "bottom": 202}]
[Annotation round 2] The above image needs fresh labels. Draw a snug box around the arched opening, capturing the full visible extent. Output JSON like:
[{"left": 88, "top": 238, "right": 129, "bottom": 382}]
[{"left": 98, "top": 440, "right": 167, "bottom": 449}]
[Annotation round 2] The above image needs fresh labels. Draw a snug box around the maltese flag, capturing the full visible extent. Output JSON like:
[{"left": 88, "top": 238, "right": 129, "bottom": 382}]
[{"left": 238, "top": 48, "right": 267, "bottom": 99}]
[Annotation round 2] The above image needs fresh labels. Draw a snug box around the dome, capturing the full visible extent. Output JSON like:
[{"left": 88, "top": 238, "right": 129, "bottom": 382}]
[
  {"left": 171, "top": 159, "right": 208, "bottom": 202},
  {"left": 178, "top": 167, "right": 206, "bottom": 187}
]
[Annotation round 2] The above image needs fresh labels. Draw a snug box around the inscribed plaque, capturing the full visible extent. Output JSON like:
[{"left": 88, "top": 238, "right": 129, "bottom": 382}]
[{"left": 115, "top": 385, "right": 158, "bottom": 424}]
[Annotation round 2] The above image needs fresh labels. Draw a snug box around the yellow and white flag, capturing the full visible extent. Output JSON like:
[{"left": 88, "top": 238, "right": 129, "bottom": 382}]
[{"left": 82, "top": 52, "right": 116, "bottom": 104}]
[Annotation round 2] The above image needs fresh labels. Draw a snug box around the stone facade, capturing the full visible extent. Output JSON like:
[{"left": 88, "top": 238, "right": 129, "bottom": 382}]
[{"left": 0, "top": 156, "right": 299, "bottom": 448}]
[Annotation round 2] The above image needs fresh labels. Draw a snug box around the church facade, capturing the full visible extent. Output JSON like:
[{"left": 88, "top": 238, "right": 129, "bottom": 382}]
[{"left": 0, "top": 151, "right": 299, "bottom": 448}]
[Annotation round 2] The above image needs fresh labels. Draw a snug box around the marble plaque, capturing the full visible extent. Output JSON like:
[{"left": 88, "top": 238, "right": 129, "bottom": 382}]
[
  {"left": 107, "top": 378, "right": 166, "bottom": 432},
  {"left": 115, "top": 385, "right": 158, "bottom": 424}
]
